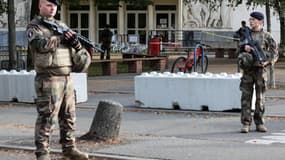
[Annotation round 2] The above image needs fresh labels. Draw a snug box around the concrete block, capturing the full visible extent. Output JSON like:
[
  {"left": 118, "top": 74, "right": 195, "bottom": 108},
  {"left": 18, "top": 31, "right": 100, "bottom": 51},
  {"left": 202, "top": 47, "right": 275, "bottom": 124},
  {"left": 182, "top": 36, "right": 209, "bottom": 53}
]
[
  {"left": 0, "top": 70, "right": 87, "bottom": 103},
  {"left": 71, "top": 72, "right": 88, "bottom": 103},
  {"left": 135, "top": 71, "right": 248, "bottom": 111}
]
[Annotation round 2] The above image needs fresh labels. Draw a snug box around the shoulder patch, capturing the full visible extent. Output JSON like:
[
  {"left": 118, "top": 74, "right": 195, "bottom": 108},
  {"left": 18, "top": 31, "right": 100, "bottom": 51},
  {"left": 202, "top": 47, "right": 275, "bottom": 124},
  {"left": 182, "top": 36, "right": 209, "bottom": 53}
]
[
  {"left": 26, "top": 26, "right": 43, "bottom": 42},
  {"left": 27, "top": 30, "right": 33, "bottom": 38},
  {"left": 26, "top": 28, "right": 37, "bottom": 42}
]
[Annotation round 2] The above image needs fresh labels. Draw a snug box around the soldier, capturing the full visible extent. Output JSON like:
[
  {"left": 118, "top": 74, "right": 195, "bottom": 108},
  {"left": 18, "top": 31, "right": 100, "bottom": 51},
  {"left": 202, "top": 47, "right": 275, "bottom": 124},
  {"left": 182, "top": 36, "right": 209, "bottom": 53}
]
[
  {"left": 238, "top": 11, "right": 278, "bottom": 133},
  {"left": 26, "top": 0, "right": 90, "bottom": 159}
]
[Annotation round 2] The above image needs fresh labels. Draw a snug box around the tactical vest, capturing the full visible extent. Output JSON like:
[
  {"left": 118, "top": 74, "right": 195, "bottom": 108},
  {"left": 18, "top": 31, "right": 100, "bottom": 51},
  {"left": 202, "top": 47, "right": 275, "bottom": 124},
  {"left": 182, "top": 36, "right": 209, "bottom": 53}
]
[{"left": 28, "top": 18, "right": 72, "bottom": 71}]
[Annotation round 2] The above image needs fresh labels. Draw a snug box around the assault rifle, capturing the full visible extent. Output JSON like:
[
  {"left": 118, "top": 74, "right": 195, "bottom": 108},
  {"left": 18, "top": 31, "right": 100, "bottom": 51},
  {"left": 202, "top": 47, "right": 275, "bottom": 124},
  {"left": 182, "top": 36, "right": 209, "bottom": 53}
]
[
  {"left": 41, "top": 19, "right": 104, "bottom": 53},
  {"left": 238, "top": 26, "right": 269, "bottom": 66}
]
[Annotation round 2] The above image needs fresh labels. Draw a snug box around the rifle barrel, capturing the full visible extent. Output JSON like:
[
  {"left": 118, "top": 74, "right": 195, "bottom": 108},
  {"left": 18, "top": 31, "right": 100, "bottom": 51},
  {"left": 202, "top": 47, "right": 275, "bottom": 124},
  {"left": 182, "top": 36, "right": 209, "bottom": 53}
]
[{"left": 42, "top": 19, "right": 103, "bottom": 53}]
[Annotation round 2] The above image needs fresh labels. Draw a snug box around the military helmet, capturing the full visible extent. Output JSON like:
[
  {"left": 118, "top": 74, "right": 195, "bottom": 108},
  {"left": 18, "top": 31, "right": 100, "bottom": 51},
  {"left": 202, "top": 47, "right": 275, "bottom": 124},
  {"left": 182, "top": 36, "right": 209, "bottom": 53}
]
[
  {"left": 72, "top": 49, "right": 91, "bottom": 73},
  {"left": 238, "top": 52, "right": 254, "bottom": 70}
]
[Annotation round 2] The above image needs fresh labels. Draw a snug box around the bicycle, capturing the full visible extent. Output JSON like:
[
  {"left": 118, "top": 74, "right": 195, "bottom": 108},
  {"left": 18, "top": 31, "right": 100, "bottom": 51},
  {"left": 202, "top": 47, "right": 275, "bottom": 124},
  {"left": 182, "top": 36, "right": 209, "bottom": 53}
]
[{"left": 171, "top": 44, "right": 209, "bottom": 73}]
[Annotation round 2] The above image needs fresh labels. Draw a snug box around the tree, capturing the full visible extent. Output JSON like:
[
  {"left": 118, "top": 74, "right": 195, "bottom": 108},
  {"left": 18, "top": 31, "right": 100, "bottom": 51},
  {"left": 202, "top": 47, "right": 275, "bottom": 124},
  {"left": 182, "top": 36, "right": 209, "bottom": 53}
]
[
  {"left": 265, "top": 0, "right": 271, "bottom": 32},
  {"left": 8, "top": 0, "right": 16, "bottom": 70}
]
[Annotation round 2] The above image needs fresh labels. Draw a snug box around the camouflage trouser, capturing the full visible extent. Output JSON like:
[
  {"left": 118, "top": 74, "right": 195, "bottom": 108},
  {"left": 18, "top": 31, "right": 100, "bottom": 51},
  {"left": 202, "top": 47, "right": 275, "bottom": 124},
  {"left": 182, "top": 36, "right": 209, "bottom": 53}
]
[
  {"left": 240, "top": 68, "right": 267, "bottom": 126},
  {"left": 34, "top": 75, "right": 76, "bottom": 156}
]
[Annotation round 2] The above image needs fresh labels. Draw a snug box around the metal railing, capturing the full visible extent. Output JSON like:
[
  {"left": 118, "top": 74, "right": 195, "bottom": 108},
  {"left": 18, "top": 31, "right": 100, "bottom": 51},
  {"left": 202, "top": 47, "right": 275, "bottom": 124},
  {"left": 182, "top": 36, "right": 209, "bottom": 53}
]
[{"left": 0, "top": 45, "right": 28, "bottom": 70}]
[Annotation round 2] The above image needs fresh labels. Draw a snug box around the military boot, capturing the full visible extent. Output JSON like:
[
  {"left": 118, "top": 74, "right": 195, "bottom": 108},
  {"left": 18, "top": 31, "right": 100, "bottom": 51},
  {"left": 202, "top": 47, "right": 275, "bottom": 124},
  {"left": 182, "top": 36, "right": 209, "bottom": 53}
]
[
  {"left": 241, "top": 125, "right": 250, "bottom": 133},
  {"left": 37, "top": 154, "right": 51, "bottom": 160},
  {"left": 63, "top": 148, "right": 89, "bottom": 160},
  {"left": 256, "top": 125, "right": 267, "bottom": 132}
]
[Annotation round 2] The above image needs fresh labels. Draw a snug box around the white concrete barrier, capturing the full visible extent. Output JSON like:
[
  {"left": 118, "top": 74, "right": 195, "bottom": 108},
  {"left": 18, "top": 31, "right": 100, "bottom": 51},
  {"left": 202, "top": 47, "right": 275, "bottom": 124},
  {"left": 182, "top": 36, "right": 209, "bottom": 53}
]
[
  {"left": 0, "top": 70, "right": 12, "bottom": 101},
  {"left": 135, "top": 71, "right": 254, "bottom": 111},
  {"left": 71, "top": 72, "right": 88, "bottom": 103},
  {"left": 0, "top": 70, "right": 87, "bottom": 103},
  {"left": 15, "top": 70, "right": 37, "bottom": 103}
]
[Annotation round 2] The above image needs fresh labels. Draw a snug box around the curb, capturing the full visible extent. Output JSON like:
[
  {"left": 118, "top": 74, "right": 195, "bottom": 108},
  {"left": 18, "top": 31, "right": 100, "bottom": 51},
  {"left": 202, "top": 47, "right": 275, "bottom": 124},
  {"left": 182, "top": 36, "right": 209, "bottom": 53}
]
[
  {"left": 0, "top": 144, "right": 163, "bottom": 160},
  {"left": 78, "top": 105, "right": 285, "bottom": 120}
]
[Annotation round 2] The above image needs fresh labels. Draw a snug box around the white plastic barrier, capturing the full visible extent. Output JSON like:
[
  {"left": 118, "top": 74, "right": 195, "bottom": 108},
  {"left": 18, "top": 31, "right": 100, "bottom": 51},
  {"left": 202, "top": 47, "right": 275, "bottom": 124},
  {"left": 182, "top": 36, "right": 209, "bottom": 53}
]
[
  {"left": 8, "top": 70, "right": 20, "bottom": 101},
  {"left": 15, "top": 70, "right": 37, "bottom": 103},
  {"left": 0, "top": 70, "right": 12, "bottom": 101},
  {"left": 135, "top": 71, "right": 254, "bottom": 111},
  {"left": 70, "top": 72, "right": 88, "bottom": 103},
  {"left": 0, "top": 70, "right": 87, "bottom": 103}
]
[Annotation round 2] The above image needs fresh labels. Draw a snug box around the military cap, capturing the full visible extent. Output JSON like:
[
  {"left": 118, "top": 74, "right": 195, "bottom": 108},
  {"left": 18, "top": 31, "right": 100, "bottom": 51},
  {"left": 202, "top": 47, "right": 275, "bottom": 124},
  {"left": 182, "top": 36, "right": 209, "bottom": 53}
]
[
  {"left": 47, "top": 0, "right": 61, "bottom": 5},
  {"left": 250, "top": 11, "right": 264, "bottom": 20}
]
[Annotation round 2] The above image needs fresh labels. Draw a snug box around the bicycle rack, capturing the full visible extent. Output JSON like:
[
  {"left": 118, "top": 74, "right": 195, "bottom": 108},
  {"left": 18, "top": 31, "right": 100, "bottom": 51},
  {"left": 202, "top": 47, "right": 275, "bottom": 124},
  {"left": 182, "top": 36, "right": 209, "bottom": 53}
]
[{"left": 193, "top": 44, "right": 205, "bottom": 73}]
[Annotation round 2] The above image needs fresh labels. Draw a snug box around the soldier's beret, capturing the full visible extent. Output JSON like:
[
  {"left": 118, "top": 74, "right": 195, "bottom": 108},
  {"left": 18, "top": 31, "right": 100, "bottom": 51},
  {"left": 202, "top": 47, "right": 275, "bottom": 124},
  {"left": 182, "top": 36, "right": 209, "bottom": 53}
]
[
  {"left": 47, "top": 0, "right": 61, "bottom": 5},
  {"left": 250, "top": 11, "right": 264, "bottom": 20}
]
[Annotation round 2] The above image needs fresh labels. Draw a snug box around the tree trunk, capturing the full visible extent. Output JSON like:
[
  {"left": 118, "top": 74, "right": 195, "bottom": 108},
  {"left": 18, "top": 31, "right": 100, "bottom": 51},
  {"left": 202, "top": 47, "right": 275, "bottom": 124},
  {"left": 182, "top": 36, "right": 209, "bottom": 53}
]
[
  {"left": 80, "top": 100, "right": 123, "bottom": 141},
  {"left": 279, "top": 1, "right": 285, "bottom": 56},
  {"left": 265, "top": 0, "right": 271, "bottom": 32},
  {"left": 8, "top": 0, "right": 16, "bottom": 70}
]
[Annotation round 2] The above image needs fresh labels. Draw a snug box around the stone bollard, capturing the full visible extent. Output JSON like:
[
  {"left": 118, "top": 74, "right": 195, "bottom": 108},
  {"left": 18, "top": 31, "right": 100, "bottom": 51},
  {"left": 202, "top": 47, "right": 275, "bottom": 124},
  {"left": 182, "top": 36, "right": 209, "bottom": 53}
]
[{"left": 80, "top": 100, "right": 123, "bottom": 141}]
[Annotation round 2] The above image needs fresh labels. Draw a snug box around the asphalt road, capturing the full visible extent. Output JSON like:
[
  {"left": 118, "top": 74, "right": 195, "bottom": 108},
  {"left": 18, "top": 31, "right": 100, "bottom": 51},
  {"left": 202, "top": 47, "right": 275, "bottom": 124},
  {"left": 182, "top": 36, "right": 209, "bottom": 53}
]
[
  {"left": 1, "top": 58, "right": 285, "bottom": 159},
  {"left": 1, "top": 103, "right": 285, "bottom": 160}
]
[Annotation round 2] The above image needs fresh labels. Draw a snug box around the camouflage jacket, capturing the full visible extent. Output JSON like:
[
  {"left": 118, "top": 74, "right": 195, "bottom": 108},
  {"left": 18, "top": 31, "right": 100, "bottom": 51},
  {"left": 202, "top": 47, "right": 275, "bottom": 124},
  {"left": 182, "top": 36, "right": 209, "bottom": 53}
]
[
  {"left": 251, "top": 29, "right": 279, "bottom": 64},
  {"left": 26, "top": 16, "right": 73, "bottom": 75}
]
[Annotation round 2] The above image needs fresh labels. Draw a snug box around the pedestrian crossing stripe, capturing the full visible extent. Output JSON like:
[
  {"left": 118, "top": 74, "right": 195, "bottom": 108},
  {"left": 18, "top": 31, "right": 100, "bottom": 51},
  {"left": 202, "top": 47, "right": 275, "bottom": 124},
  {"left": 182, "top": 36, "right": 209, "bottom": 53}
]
[
  {"left": 246, "top": 131, "right": 285, "bottom": 145},
  {"left": 246, "top": 139, "right": 277, "bottom": 145}
]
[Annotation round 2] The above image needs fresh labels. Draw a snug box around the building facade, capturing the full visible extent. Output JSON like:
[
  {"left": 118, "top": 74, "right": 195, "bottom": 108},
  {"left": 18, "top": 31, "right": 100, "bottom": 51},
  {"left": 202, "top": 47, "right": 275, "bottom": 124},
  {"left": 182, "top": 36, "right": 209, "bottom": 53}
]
[{"left": 0, "top": 0, "right": 281, "bottom": 47}]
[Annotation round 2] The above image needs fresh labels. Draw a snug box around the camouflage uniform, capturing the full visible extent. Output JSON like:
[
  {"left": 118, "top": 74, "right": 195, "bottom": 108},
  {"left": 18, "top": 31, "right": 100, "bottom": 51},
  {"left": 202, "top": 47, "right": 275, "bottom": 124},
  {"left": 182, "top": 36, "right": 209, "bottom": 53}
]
[
  {"left": 240, "top": 30, "right": 278, "bottom": 126},
  {"left": 26, "top": 16, "right": 85, "bottom": 157}
]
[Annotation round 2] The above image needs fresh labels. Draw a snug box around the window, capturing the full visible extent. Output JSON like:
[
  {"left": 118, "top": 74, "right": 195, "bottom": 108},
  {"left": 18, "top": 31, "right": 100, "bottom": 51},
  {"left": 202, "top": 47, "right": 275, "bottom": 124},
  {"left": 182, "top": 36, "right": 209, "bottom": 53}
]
[
  {"left": 69, "top": 12, "right": 89, "bottom": 38},
  {"left": 126, "top": 12, "right": 147, "bottom": 44}
]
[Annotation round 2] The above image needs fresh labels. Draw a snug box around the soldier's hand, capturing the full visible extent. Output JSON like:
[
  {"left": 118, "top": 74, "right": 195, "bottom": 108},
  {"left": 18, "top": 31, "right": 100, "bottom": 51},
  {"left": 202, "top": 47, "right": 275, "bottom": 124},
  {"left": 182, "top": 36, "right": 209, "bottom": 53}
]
[
  {"left": 64, "top": 30, "right": 82, "bottom": 51},
  {"left": 46, "top": 36, "right": 59, "bottom": 49},
  {"left": 262, "top": 61, "right": 270, "bottom": 67},
  {"left": 269, "top": 60, "right": 276, "bottom": 66},
  {"left": 259, "top": 61, "right": 272, "bottom": 67},
  {"left": 64, "top": 30, "right": 74, "bottom": 40},
  {"left": 244, "top": 45, "right": 253, "bottom": 53}
]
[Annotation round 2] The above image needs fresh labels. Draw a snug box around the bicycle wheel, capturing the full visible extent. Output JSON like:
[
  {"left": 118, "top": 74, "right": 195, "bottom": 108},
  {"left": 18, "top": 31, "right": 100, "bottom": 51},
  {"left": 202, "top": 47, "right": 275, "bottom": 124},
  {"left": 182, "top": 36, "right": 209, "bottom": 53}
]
[
  {"left": 195, "top": 55, "right": 208, "bottom": 73},
  {"left": 171, "top": 57, "right": 188, "bottom": 73}
]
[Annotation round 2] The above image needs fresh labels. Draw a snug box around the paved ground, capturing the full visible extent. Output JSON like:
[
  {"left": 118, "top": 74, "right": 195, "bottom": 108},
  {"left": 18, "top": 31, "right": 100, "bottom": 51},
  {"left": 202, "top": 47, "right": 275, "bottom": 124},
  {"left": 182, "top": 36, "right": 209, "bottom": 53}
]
[{"left": 0, "top": 57, "right": 285, "bottom": 160}]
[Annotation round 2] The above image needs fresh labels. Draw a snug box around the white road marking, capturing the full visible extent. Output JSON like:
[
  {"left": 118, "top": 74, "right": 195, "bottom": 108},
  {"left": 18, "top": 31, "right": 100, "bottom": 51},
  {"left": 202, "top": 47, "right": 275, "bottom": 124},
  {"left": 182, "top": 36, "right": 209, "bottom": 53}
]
[
  {"left": 271, "top": 133, "right": 285, "bottom": 136},
  {"left": 245, "top": 139, "right": 276, "bottom": 145},
  {"left": 246, "top": 130, "right": 285, "bottom": 145}
]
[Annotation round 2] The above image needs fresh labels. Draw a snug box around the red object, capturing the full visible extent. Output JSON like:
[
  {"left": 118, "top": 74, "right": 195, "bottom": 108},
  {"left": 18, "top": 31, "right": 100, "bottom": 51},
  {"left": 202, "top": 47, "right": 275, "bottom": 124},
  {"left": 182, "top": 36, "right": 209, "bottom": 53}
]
[
  {"left": 149, "top": 38, "right": 161, "bottom": 56},
  {"left": 196, "top": 47, "right": 202, "bottom": 55},
  {"left": 87, "top": 48, "right": 94, "bottom": 59},
  {"left": 186, "top": 47, "right": 203, "bottom": 67}
]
